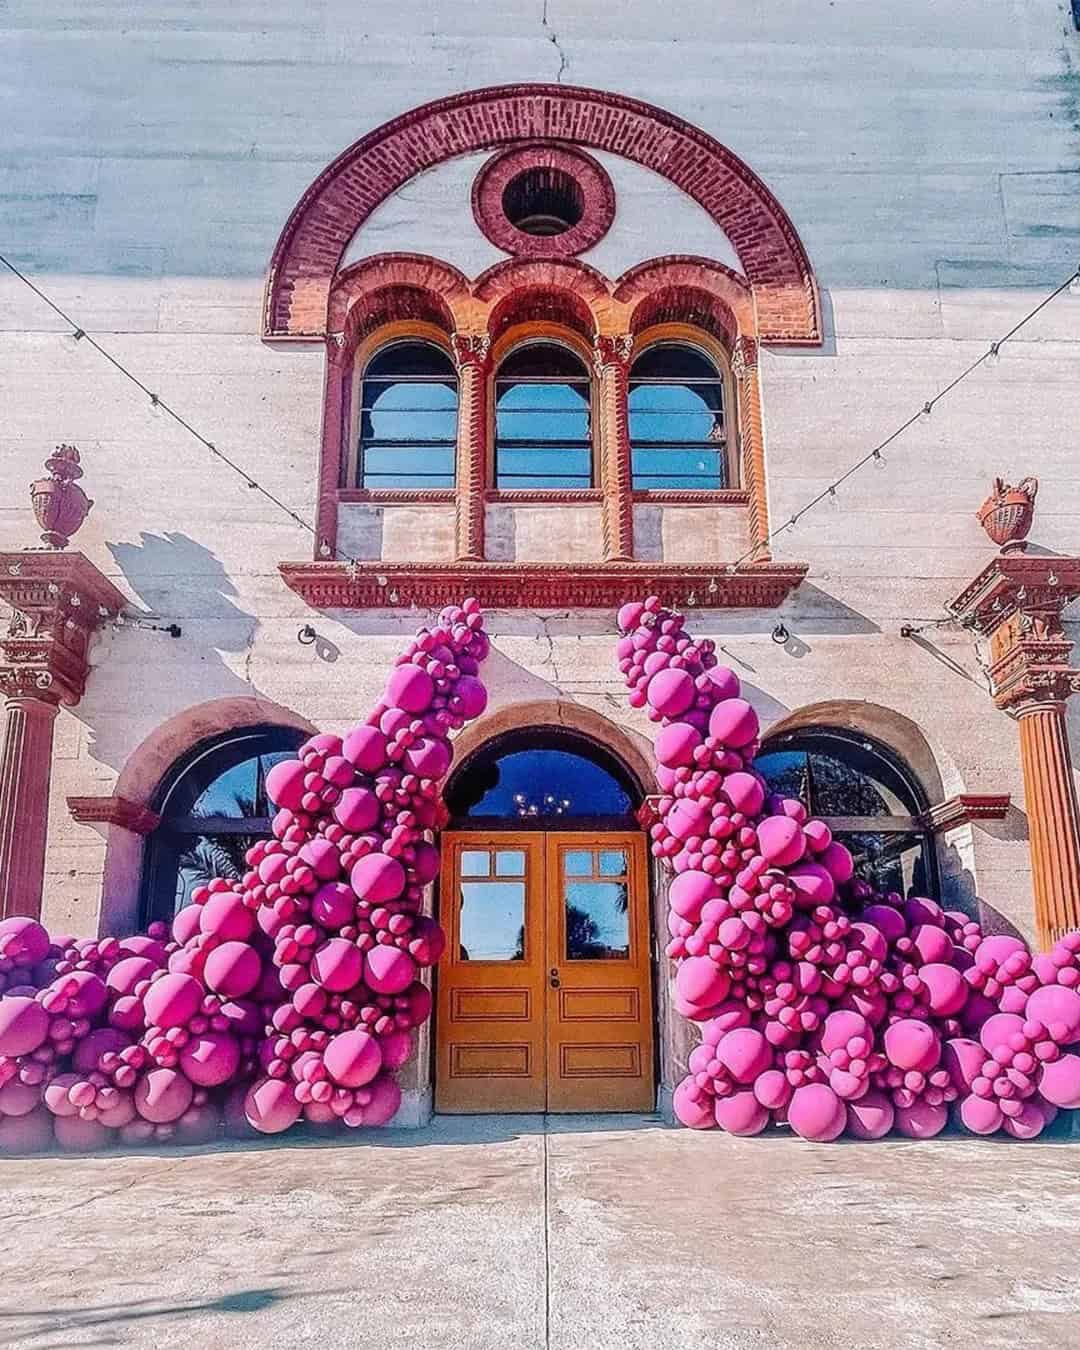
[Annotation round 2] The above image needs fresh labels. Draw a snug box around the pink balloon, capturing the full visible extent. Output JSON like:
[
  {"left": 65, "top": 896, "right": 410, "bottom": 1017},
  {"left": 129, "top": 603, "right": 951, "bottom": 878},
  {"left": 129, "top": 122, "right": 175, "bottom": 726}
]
[
  {"left": 179, "top": 1032, "right": 241, "bottom": 1087},
  {"left": 54, "top": 1115, "right": 112, "bottom": 1152},
  {"left": 0, "top": 997, "right": 49, "bottom": 1056},
  {"left": 788, "top": 863, "right": 835, "bottom": 908},
  {"left": 245, "top": 1077, "right": 303, "bottom": 1134},
  {"left": 757, "top": 816, "right": 805, "bottom": 867},
  {"left": 821, "top": 1010, "right": 870, "bottom": 1054},
  {"left": 299, "top": 838, "right": 342, "bottom": 881},
  {"left": 203, "top": 942, "right": 261, "bottom": 998},
  {"left": 0, "top": 916, "right": 50, "bottom": 964},
  {"left": 334, "top": 787, "right": 379, "bottom": 833},
  {"left": 1038, "top": 1053, "right": 1080, "bottom": 1109},
  {"left": 788, "top": 1084, "right": 846, "bottom": 1141},
  {"left": 884, "top": 1019, "right": 940, "bottom": 1071},
  {"left": 0, "top": 1106, "right": 53, "bottom": 1153},
  {"left": 387, "top": 663, "right": 435, "bottom": 713},
  {"left": 342, "top": 725, "right": 388, "bottom": 773},
  {"left": 324, "top": 1030, "right": 383, "bottom": 1087},
  {"left": 845, "top": 1091, "right": 895, "bottom": 1140},
  {"left": 198, "top": 892, "right": 254, "bottom": 941},
  {"left": 134, "top": 1068, "right": 194, "bottom": 1123},
  {"left": 143, "top": 972, "right": 202, "bottom": 1029},
  {"left": 173, "top": 1102, "right": 221, "bottom": 1146},
  {"left": 673, "top": 1077, "right": 715, "bottom": 1129},
  {"left": 363, "top": 946, "right": 416, "bottom": 995},
  {"left": 310, "top": 939, "right": 364, "bottom": 993},
  {"left": 265, "top": 759, "right": 308, "bottom": 810},
  {"left": 717, "top": 1028, "right": 771, "bottom": 1084},
  {"left": 312, "top": 882, "right": 356, "bottom": 930},
  {"left": 1026, "top": 985, "right": 1080, "bottom": 1044},
  {"left": 655, "top": 723, "right": 701, "bottom": 769},
  {"left": 675, "top": 957, "right": 730, "bottom": 1009},
  {"left": 911, "top": 924, "right": 952, "bottom": 965},
  {"left": 723, "top": 772, "right": 765, "bottom": 816},
  {"left": 921, "top": 963, "right": 967, "bottom": 1017},
  {"left": 1002, "top": 1103, "right": 1046, "bottom": 1140},
  {"left": 73, "top": 1028, "right": 131, "bottom": 1075},
  {"left": 669, "top": 870, "right": 716, "bottom": 921},
  {"left": 960, "top": 1095, "right": 1004, "bottom": 1136},
  {"left": 350, "top": 854, "right": 406, "bottom": 903},
  {"left": 714, "top": 1089, "right": 769, "bottom": 1136},
  {"left": 894, "top": 1100, "right": 947, "bottom": 1139},
  {"left": 0, "top": 1079, "right": 41, "bottom": 1118},
  {"left": 647, "top": 668, "right": 695, "bottom": 717},
  {"left": 943, "top": 1038, "right": 985, "bottom": 1091},
  {"left": 753, "top": 1070, "right": 792, "bottom": 1111},
  {"left": 106, "top": 956, "right": 158, "bottom": 997},
  {"left": 708, "top": 698, "right": 759, "bottom": 748},
  {"left": 405, "top": 736, "right": 451, "bottom": 779},
  {"left": 455, "top": 675, "right": 488, "bottom": 720},
  {"left": 357, "top": 1074, "right": 402, "bottom": 1127},
  {"left": 820, "top": 841, "right": 854, "bottom": 884}
]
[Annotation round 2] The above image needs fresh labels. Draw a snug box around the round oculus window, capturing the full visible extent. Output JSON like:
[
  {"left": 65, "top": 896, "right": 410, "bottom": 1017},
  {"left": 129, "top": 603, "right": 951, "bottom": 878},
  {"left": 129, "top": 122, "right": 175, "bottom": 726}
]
[{"left": 472, "top": 144, "right": 615, "bottom": 257}]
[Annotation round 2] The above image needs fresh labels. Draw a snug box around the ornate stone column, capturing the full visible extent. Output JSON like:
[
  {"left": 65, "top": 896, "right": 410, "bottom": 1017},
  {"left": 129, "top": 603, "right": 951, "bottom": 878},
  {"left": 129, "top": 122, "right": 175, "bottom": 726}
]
[
  {"left": 451, "top": 333, "right": 491, "bottom": 563},
  {"left": 0, "top": 552, "right": 126, "bottom": 919},
  {"left": 593, "top": 334, "right": 635, "bottom": 564},
  {"left": 949, "top": 554, "right": 1080, "bottom": 948}
]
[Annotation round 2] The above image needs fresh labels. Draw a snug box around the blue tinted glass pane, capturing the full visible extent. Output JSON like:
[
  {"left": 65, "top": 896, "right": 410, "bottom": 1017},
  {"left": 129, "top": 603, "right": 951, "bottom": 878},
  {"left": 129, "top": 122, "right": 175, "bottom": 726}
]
[
  {"left": 362, "top": 447, "right": 456, "bottom": 474},
  {"left": 365, "top": 409, "right": 458, "bottom": 441},
  {"left": 190, "top": 757, "right": 259, "bottom": 820},
  {"left": 461, "top": 850, "right": 489, "bottom": 877},
  {"left": 495, "top": 850, "right": 526, "bottom": 877},
  {"left": 599, "top": 850, "right": 627, "bottom": 876},
  {"left": 565, "top": 850, "right": 592, "bottom": 876},
  {"left": 459, "top": 881, "right": 526, "bottom": 961},
  {"left": 497, "top": 408, "right": 590, "bottom": 441},
  {"left": 464, "top": 749, "right": 632, "bottom": 818},
  {"left": 565, "top": 881, "right": 630, "bottom": 960},
  {"left": 497, "top": 448, "right": 591, "bottom": 478},
  {"left": 753, "top": 751, "right": 809, "bottom": 805},
  {"left": 631, "top": 448, "right": 724, "bottom": 489}
]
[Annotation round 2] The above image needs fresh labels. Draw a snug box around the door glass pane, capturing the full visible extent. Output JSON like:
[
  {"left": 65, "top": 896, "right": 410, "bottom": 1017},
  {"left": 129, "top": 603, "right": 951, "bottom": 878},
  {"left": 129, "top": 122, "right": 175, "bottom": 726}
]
[
  {"left": 495, "top": 850, "right": 525, "bottom": 877},
  {"left": 565, "top": 880, "right": 630, "bottom": 961},
  {"left": 598, "top": 849, "right": 627, "bottom": 877},
  {"left": 459, "top": 881, "right": 525, "bottom": 961},
  {"left": 460, "top": 850, "right": 490, "bottom": 877},
  {"left": 564, "top": 850, "right": 592, "bottom": 876}
]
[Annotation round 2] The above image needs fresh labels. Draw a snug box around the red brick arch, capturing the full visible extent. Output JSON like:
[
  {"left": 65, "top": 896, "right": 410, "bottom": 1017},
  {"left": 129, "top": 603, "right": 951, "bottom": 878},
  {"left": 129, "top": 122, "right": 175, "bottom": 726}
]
[{"left": 264, "top": 83, "right": 821, "bottom": 346}]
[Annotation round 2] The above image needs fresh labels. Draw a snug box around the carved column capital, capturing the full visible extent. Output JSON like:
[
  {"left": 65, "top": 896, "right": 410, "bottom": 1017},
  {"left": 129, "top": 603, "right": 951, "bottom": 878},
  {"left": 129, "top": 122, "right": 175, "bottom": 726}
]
[
  {"left": 591, "top": 333, "right": 634, "bottom": 374},
  {"left": 451, "top": 332, "right": 492, "bottom": 371},
  {"left": 0, "top": 552, "right": 129, "bottom": 707},
  {"left": 731, "top": 335, "right": 759, "bottom": 376}
]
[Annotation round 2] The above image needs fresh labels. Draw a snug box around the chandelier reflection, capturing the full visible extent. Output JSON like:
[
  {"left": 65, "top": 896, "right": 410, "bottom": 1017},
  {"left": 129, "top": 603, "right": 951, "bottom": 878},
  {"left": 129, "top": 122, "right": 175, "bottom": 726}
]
[{"left": 513, "top": 792, "right": 572, "bottom": 818}]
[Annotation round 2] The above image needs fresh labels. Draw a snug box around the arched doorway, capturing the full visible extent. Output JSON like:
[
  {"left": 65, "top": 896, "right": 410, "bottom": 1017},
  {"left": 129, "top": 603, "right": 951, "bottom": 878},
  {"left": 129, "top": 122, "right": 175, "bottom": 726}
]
[{"left": 436, "top": 727, "right": 655, "bottom": 1113}]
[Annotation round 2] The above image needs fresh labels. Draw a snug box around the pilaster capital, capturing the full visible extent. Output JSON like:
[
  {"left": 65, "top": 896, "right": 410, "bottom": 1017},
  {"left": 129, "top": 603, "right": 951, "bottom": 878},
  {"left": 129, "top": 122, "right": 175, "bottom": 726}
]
[
  {"left": 0, "top": 552, "right": 128, "bottom": 707},
  {"left": 592, "top": 333, "right": 634, "bottom": 374},
  {"left": 731, "top": 335, "right": 759, "bottom": 376},
  {"left": 450, "top": 332, "right": 492, "bottom": 371}
]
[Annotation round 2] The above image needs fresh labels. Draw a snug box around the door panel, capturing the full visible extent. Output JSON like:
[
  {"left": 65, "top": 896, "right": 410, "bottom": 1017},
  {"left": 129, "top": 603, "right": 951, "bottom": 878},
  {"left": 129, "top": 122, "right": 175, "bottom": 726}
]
[
  {"left": 435, "top": 834, "right": 546, "bottom": 1112},
  {"left": 436, "top": 830, "right": 654, "bottom": 1113},
  {"left": 544, "top": 834, "right": 655, "bottom": 1112}
]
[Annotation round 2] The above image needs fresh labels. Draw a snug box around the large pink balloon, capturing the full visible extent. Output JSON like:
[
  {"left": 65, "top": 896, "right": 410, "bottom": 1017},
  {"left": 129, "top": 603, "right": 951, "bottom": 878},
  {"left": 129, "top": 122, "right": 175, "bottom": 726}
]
[
  {"left": 1026, "top": 985, "right": 1080, "bottom": 1044},
  {"left": 655, "top": 722, "right": 701, "bottom": 769},
  {"left": 884, "top": 1019, "right": 940, "bottom": 1072},
  {"left": 675, "top": 957, "right": 730, "bottom": 1009},
  {"left": 310, "top": 939, "right": 364, "bottom": 993},
  {"left": 0, "top": 1106, "right": 53, "bottom": 1153},
  {"left": 672, "top": 1077, "right": 715, "bottom": 1130},
  {"left": 921, "top": 963, "right": 968, "bottom": 1017},
  {"left": 846, "top": 1091, "right": 895, "bottom": 1140},
  {"left": 179, "top": 1032, "right": 241, "bottom": 1087},
  {"left": 363, "top": 946, "right": 416, "bottom": 995},
  {"left": 54, "top": 1115, "right": 112, "bottom": 1152},
  {"left": 895, "top": 1101, "right": 947, "bottom": 1139},
  {"left": 757, "top": 816, "right": 805, "bottom": 867},
  {"left": 647, "top": 668, "right": 695, "bottom": 717},
  {"left": 134, "top": 1068, "right": 194, "bottom": 1123},
  {"left": 358, "top": 1074, "right": 402, "bottom": 1127},
  {"left": 334, "top": 787, "right": 379, "bottom": 833},
  {"left": 387, "top": 663, "right": 435, "bottom": 713},
  {"left": 960, "top": 1095, "right": 1004, "bottom": 1136},
  {"left": 0, "top": 916, "right": 50, "bottom": 965},
  {"left": 669, "top": 871, "right": 716, "bottom": 922},
  {"left": 0, "top": 997, "right": 49, "bottom": 1056},
  {"left": 1038, "top": 1053, "right": 1080, "bottom": 1109},
  {"left": 708, "top": 698, "right": 759, "bottom": 748},
  {"left": 350, "top": 854, "right": 406, "bottom": 903},
  {"left": 717, "top": 1028, "right": 771, "bottom": 1084},
  {"left": 324, "top": 1030, "right": 383, "bottom": 1087},
  {"left": 342, "top": 725, "right": 388, "bottom": 773},
  {"left": 265, "top": 759, "right": 308, "bottom": 810},
  {"left": 714, "top": 1090, "right": 768, "bottom": 1136},
  {"left": 245, "top": 1077, "right": 303, "bottom": 1134},
  {"left": 143, "top": 972, "right": 202, "bottom": 1029},
  {"left": 203, "top": 942, "right": 261, "bottom": 998},
  {"left": 788, "top": 1084, "right": 846, "bottom": 1142}
]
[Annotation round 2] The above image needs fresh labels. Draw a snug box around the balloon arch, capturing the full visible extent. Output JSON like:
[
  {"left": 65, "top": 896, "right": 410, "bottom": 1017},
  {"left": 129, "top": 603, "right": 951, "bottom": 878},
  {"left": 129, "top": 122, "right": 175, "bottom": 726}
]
[{"left": 0, "top": 596, "right": 1078, "bottom": 1151}]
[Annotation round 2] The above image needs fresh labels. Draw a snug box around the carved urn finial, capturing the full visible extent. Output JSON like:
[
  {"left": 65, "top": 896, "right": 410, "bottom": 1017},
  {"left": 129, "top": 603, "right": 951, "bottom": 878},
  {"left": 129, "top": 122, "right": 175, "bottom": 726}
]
[
  {"left": 29, "top": 444, "right": 94, "bottom": 549},
  {"left": 976, "top": 475, "right": 1038, "bottom": 554}
]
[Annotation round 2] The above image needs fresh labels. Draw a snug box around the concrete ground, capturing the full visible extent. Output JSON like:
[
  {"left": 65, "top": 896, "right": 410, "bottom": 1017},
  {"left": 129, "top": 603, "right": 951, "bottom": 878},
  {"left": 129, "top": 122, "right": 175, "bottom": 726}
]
[{"left": 1, "top": 1116, "right": 1079, "bottom": 1349}]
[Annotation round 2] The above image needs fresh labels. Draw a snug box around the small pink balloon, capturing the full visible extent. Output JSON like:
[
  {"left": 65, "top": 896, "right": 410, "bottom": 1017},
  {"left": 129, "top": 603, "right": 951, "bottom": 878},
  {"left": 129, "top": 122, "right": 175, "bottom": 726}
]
[
  {"left": 722, "top": 772, "right": 765, "bottom": 817},
  {"left": 312, "top": 882, "right": 356, "bottom": 930},
  {"left": 1026, "top": 986, "right": 1080, "bottom": 1044},
  {"left": 943, "top": 1038, "right": 985, "bottom": 1091},
  {"left": 884, "top": 1019, "right": 940, "bottom": 1071},
  {"left": 959, "top": 1094, "right": 1004, "bottom": 1136},
  {"left": 669, "top": 871, "right": 716, "bottom": 921},
  {"left": 0, "top": 916, "right": 50, "bottom": 964},
  {"left": 673, "top": 1077, "right": 715, "bottom": 1129},
  {"left": 820, "top": 841, "right": 854, "bottom": 884},
  {"left": 753, "top": 1070, "right": 792, "bottom": 1111},
  {"left": 0, "top": 1079, "right": 41, "bottom": 1118},
  {"left": 911, "top": 924, "right": 952, "bottom": 966},
  {"left": 73, "top": 1028, "right": 132, "bottom": 1075},
  {"left": 334, "top": 787, "right": 379, "bottom": 833},
  {"left": 134, "top": 1068, "right": 194, "bottom": 1124},
  {"left": 404, "top": 737, "right": 451, "bottom": 779},
  {"left": 106, "top": 956, "right": 158, "bottom": 997},
  {"left": 198, "top": 892, "right": 254, "bottom": 941},
  {"left": 358, "top": 1074, "right": 402, "bottom": 1126}
]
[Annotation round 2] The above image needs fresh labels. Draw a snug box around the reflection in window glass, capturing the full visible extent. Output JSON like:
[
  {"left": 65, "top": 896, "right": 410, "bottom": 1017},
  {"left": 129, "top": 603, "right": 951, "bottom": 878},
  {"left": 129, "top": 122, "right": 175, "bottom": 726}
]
[
  {"left": 358, "top": 341, "right": 458, "bottom": 489},
  {"left": 565, "top": 881, "right": 630, "bottom": 960},
  {"left": 450, "top": 747, "right": 635, "bottom": 821},
  {"left": 459, "top": 881, "right": 526, "bottom": 961},
  {"left": 564, "top": 851, "right": 592, "bottom": 876},
  {"left": 598, "top": 849, "right": 627, "bottom": 877},
  {"left": 460, "top": 850, "right": 490, "bottom": 878},
  {"left": 629, "top": 344, "right": 728, "bottom": 490},
  {"left": 495, "top": 344, "right": 592, "bottom": 489},
  {"left": 495, "top": 850, "right": 526, "bottom": 877},
  {"left": 837, "top": 833, "right": 930, "bottom": 898}
]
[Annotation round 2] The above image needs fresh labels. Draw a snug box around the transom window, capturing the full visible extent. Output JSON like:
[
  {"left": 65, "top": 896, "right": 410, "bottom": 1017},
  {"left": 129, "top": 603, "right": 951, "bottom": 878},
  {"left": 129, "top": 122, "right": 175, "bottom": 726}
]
[
  {"left": 141, "top": 726, "right": 306, "bottom": 923},
  {"left": 755, "top": 728, "right": 936, "bottom": 897},
  {"left": 494, "top": 343, "right": 593, "bottom": 489},
  {"left": 628, "top": 343, "right": 729, "bottom": 490},
  {"left": 356, "top": 340, "right": 458, "bottom": 489}
]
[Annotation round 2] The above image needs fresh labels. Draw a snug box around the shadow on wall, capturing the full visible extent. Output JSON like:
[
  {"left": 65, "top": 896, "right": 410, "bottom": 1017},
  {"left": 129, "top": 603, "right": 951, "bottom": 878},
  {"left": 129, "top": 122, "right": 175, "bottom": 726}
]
[{"left": 78, "top": 532, "right": 263, "bottom": 776}]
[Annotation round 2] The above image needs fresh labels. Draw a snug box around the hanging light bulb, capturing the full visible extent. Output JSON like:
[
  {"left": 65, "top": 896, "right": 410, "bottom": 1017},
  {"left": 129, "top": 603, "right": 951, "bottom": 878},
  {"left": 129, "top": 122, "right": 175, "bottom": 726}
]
[
  {"left": 984, "top": 341, "right": 1000, "bottom": 369},
  {"left": 149, "top": 393, "right": 163, "bottom": 418},
  {"left": 827, "top": 485, "right": 840, "bottom": 507},
  {"left": 918, "top": 401, "right": 933, "bottom": 423},
  {"left": 707, "top": 576, "right": 718, "bottom": 594},
  {"left": 872, "top": 449, "right": 886, "bottom": 469},
  {"left": 61, "top": 327, "right": 86, "bottom": 352},
  {"left": 1069, "top": 266, "right": 1080, "bottom": 298}
]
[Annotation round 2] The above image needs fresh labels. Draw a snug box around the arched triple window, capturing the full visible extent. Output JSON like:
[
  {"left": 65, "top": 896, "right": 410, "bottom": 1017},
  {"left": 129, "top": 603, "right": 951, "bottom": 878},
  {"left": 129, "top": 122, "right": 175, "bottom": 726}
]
[
  {"left": 494, "top": 343, "right": 593, "bottom": 489},
  {"left": 755, "top": 727, "right": 936, "bottom": 897},
  {"left": 356, "top": 340, "right": 458, "bottom": 489},
  {"left": 628, "top": 342, "right": 731, "bottom": 490},
  {"left": 140, "top": 726, "right": 306, "bottom": 924}
]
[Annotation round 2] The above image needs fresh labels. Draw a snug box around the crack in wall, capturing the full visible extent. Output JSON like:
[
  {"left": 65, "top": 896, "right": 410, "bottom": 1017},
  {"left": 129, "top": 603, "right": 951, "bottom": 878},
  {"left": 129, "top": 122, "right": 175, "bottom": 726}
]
[{"left": 541, "top": 1, "right": 569, "bottom": 84}]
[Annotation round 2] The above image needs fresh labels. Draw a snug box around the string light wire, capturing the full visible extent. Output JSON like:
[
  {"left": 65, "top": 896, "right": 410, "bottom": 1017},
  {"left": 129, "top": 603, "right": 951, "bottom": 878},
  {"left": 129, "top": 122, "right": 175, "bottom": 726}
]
[{"left": 2, "top": 252, "right": 1077, "bottom": 579}]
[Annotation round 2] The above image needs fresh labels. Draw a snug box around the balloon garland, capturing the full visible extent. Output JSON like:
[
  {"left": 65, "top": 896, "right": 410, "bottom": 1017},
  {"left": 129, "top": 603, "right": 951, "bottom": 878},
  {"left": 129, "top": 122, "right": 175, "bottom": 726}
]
[
  {"left": 0, "top": 600, "right": 490, "bottom": 1151},
  {"left": 615, "top": 596, "right": 1080, "bottom": 1141}
]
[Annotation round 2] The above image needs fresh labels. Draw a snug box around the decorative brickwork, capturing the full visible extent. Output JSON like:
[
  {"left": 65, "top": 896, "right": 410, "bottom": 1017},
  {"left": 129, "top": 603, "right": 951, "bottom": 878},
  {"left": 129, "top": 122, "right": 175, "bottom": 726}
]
[
  {"left": 471, "top": 143, "right": 615, "bottom": 257},
  {"left": 263, "top": 84, "right": 820, "bottom": 345},
  {"left": 593, "top": 334, "right": 635, "bottom": 563}
]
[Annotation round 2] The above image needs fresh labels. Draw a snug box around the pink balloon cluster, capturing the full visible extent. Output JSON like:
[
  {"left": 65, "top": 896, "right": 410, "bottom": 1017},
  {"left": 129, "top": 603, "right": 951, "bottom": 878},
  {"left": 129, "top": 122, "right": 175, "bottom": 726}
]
[
  {"left": 0, "top": 601, "right": 490, "bottom": 1152},
  {"left": 616, "top": 595, "right": 1080, "bottom": 1142}
]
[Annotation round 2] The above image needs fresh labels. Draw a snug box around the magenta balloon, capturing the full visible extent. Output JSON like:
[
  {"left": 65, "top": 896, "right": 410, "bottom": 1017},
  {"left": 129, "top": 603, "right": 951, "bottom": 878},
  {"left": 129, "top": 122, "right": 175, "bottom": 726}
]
[
  {"left": 311, "top": 882, "right": 356, "bottom": 930},
  {"left": 0, "top": 1079, "right": 40, "bottom": 1118},
  {"left": 845, "top": 1091, "right": 895, "bottom": 1140},
  {"left": 119, "top": 935, "right": 167, "bottom": 964},
  {"left": 708, "top": 698, "right": 759, "bottom": 748},
  {"left": 412, "top": 841, "right": 441, "bottom": 885},
  {"left": 106, "top": 955, "right": 157, "bottom": 997},
  {"left": 1038, "top": 1053, "right": 1080, "bottom": 1109},
  {"left": 757, "top": 816, "right": 805, "bottom": 867},
  {"left": 350, "top": 853, "right": 406, "bottom": 903},
  {"left": 960, "top": 1094, "right": 1004, "bottom": 1135},
  {"left": 0, "top": 916, "right": 50, "bottom": 965},
  {"left": 646, "top": 668, "right": 695, "bottom": 717},
  {"left": 617, "top": 601, "right": 646, "bottom": 631},
  {"left": 979, "top": 1012, "right": 1026, "bottom": 1054},
  {"left": 43, "top": 1074, "right": 79, "bottom": 1117},
  {"left": 379, "top": 1030, "right": 414, "bottom": 1070},
  {"left": 820, "top": 841, "right": 854, "bottom": 884},
  {"left": 179, "top": 1032, "right": 241, "bottom": 1087},
  {"left": 753, "top": 1070, "right": 792, "bottom": 1111},
  {"left": 884, "top": 1019, "right": 940, "bottom": 1071},
  {"left": 788, "top": 863, "right": 835, "bottom": 908},
  {"left": 0, "top": 996, "right": 49, "bottom": 1056},
  {"left": 911, "top": 924, "right": 953, "bottom": 966},
  {"left": 265, "top": 758, "right": 308, "bottom": 810},
  {"left": 143, "top": 972, "right": 202, "bottom": 1029},
  {"left": 301, "top": 732, "right": 343, "bottom": 758},
  {"left": 342, "top": 725, "right": 388, "bottom": 773},
  {"left": 788, "top": 1084, "right": 846, "bottom": 1142},
  {"left": 244, "top": 1077, "right": 303, "bottom": 1135},
  {"left": 387, "top": 663, "right": 435, "bottom": 713},
  {"left": 401, "top": 982, "right": 433, "bottom": 1027},
  {"left": 408, "top": 916, "right": 446, "bottom": 965},
  {"left": 47, "top": 970, "right": 108, "bottom": 1018},
  {"left": 203, "top": 941, "right": 261, "bottom": 998},
  {"left": 300, "top": 838, "right": 341, "bottom": 881},
  {"left": 0, "top": 1105, "right": 53, "bottom": 1153},
  {"left": 943, "top": 1038, "right": 985, "bottom": 1091},
  {"left": 310, "top": 939, "right": 364, "bottom": 993},
  {"left": 98, "top": 1094, "right": 138, "bottom": 1129},
  {"left": 360, "top": 1074, "right": 402, "bottom": 1127},
  {"left": 54, "top": 1115, "right": 112, "bottom": 1152},
  {"left": 714, "top": 1089, "right": 769, "bottom": 1136},
  {"left": 672, "top": 1077, "right": 716, "bottom": 1130},
  {"left": 1003, "top": 1103, "right": 1046, "bottom": 1140},
  {"left": 324, "top": 1029, "right": 384, "bottom": 1087},
  {"left": 173, "top": 1102, "right": 221, "bottom": 1146},
  {"left": 675, "top": 957, "right": 730, "bottom": 1009},
  {"left": 821, "top": 1010, "right": 870, "bottom": 1054},
  {"left": 921, "top": 963, "right": 968, "bottom": 1017},
  {"left": 862, "top": 904, "right": 907, "bottom": 943},
  {"left": 669, "top": 870, "right": 716, "bottom": 921},
  {"left": 405, "top": 736, "right": 452, "bottom": 779},
  {"left": 198, "top": 892, "right": 254, "bottom": 941},
  {"left": 717, "top": 1028, "right": 771, "bottom": 1084},
  {"left": 1025, "top": 985, "right": 1080, "bottom": 1044},
  {"left": 455, "top": 675, "right": 488, "bottom": 720},
  {"left": 667, "top": 799, "right": 709, "bottom": 843},
  {"left": 72, "top": 1028, "right": 131, "bottom": 1075},
  {"left": 895, "top": 1100, "right": 948, "bottom": 1139},
  {"left": 364, "top": 946, "right": 416, "bottom": 995},
  {"left": 723, "top": 772, "right": 765, "bottom": 817},
  {"left": 134, "top": 1068, "right": 194, "bottom": 1124},
  {"left": 702, "top": 666, "right": 740, "bottom": 702},
  {"left": 975, "top": 934, "right": 1027, "bottom": 972},
  {"left": 655, "top": 722, "right": 701, "bottom": 769},
  {"left": 333, "top": 787, "right": 379, "bottom": 833}
]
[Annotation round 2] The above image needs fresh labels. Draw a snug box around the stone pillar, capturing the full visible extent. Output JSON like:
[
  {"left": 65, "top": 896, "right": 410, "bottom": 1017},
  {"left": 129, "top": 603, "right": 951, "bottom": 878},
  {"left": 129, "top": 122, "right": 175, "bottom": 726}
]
[
  {"left": 732, "top": 336, "right": 770, "bottom": 560},
  {"left": 451, "top": 334, "right": 491, "bottom": 563},
  {"left": 0, "top": 552, "right": 127, "bottom": 922},
  {"left": 1015, "top": 701, "right": 1080, "bottom": 946},
  {"left": 593, "top": 334, "right": 635, "bottom": 564},
  {"left": 949, "top": 554, "right": 1080, "bottom": 949},
  {"left": 0, "top": 691, "right": 59, "bottom": 919}
]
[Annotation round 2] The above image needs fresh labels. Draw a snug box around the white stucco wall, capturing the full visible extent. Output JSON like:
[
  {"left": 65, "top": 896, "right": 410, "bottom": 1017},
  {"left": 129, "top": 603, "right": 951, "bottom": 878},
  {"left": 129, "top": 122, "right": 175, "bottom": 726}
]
[{"left": 1, "top": 0, "right": 1079, "bottom": 945}]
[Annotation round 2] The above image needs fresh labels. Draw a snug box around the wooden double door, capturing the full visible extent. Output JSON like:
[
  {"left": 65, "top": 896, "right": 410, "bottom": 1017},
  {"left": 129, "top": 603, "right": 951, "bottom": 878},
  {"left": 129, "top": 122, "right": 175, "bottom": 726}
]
[{"left": 435, "top": 831, "right": 655, "bottom": 1113}]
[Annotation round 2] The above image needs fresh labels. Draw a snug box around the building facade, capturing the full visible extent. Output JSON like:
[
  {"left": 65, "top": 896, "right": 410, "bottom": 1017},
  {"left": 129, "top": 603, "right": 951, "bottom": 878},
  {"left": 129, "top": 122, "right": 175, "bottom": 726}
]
[{"left": 2, "top": 2, "right": 1080, "bottom": 1123}]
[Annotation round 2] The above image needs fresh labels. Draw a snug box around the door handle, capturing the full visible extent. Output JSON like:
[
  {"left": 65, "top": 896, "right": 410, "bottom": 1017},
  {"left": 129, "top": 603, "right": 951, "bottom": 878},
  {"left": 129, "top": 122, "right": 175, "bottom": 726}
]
[{"left": 549, "top": 968, "right": 561, "bottom": 988}]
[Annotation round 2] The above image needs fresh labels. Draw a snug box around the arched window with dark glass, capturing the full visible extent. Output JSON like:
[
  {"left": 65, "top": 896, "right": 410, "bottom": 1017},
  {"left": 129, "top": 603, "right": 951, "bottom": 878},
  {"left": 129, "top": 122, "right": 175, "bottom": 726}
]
[
  {"left": 140, "top": 726, "right": 307, "bottom": 924},
  {"left": 356, "top": 340, "right": 458, "bottom": 489},
  {"left": 494, "top": 343, "right": 593, "bottom": 489},
  {"left": 755, "top": 727, "right": 936, "bottom": 897},
  {"left": 628, "top": 342, "right": 730, "bottom": 490}
]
